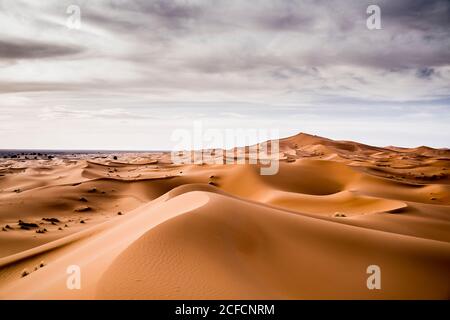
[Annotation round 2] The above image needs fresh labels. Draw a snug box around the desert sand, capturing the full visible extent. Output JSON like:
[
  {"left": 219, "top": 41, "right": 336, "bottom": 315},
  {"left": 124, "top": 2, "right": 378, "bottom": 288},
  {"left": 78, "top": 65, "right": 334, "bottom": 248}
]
[{"left": 0, "top": 132, "right": 449, "bottom": 299}]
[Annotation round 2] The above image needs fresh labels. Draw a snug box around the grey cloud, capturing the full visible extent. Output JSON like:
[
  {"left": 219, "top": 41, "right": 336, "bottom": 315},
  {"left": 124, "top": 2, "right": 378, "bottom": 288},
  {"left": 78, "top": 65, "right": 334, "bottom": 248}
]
[
  {"left": 0, "top": 0, "right": 448, "bottom": 150},
  {"left": 0, "top": 39, "right": 83, "bottom": 60},
  {"left": 0, "top": 0, "right": 449, "bottom": 104},
  {"left": 39, "top": 106, "right": 156, "bottom": 120},
  {"left": 416, "top": 67, "right": 435, "bottom": 79},
  {"left": 132, "top": 0, "right": 203, "bottom": 20},
  {"left": 0, "top": 81, "right": 86, "bottom": 94},
  {"left": 380, "top": 0, "right": 450, "bottom": 32},
  {"left": 253, "top": 1, "right": 316, "bottom": 31},
  {"left": 85, "top": 0, "right": 203, "bottom": 32},
  {"left": 68, "top": 0, "right": 450, "bottom": 71}
]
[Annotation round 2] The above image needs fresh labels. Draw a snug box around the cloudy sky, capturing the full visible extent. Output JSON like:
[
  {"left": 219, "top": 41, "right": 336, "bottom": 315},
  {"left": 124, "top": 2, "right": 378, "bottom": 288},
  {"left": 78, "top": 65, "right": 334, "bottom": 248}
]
[{"left": 0, "top": 0, "right": 449, "bottom": 150}]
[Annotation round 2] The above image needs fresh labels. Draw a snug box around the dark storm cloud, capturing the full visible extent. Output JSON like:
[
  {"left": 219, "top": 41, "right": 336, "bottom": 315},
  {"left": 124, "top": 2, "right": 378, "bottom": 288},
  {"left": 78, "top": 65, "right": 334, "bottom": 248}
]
[{"left": 0, "top": 39, "right": 83, "bottom": 60}]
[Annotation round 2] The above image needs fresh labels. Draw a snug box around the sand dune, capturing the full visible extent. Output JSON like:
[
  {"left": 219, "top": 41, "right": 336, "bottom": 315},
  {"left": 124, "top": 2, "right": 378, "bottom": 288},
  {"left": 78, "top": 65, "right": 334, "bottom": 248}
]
[{"left": 0, "top": 132, "right": 449, "bottom": 299}]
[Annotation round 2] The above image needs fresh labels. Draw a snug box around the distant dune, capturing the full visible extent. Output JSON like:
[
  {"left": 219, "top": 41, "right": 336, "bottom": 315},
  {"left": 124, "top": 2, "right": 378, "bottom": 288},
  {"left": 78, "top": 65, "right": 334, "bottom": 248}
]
[{"left": 0, "top": 132, "right": 449, "bottom": 299}]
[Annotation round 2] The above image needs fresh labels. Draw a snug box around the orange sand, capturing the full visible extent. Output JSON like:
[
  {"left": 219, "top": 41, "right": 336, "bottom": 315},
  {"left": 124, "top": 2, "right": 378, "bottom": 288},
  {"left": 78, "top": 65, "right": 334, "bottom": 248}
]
[{"left": 0, "top": 133, "right": 449, "bottom": 299}]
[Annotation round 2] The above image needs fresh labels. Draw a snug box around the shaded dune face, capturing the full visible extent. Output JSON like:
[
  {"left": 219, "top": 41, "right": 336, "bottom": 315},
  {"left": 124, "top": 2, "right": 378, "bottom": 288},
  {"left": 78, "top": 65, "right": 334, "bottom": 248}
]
[
  {"left": 0, "top": 132, "right": 449, "bottom": 299},
  {"left": 225, "top": 160, "right": 352, "bottom": 196}
]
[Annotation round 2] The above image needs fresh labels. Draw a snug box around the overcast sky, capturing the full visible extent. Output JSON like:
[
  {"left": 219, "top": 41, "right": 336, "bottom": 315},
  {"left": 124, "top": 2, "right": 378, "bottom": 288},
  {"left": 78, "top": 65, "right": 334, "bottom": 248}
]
[{"left": 0, "top": 0, "right": 449, "bottom": 150}]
